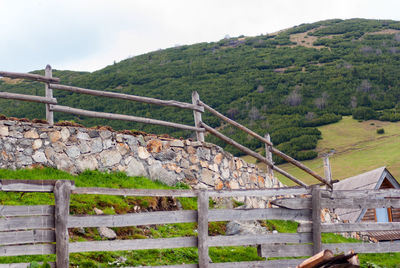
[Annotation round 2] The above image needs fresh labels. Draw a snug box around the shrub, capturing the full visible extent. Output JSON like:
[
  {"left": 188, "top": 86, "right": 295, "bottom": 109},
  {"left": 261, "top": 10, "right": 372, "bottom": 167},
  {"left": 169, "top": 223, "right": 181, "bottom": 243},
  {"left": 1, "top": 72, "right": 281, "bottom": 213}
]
[{"left": 377, "top": 128, "right": 385, "bottom": 134}]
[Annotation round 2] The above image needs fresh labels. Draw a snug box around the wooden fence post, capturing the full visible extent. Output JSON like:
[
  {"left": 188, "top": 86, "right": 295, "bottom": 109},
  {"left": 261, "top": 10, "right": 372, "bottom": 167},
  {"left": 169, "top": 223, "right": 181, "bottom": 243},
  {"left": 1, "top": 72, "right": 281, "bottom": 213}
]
[
  {"left": 192, "top": 91, "right": 205, "bottom": 142},
  {"left": 54, "top": 180, "right": 71, "bottom": 268},
  {"left": 264, "top": 133, "right": 274, "bottom": 178},
  {"left": 197, "top": 190, "right": 209, "bottom": 267},
  {"left": 312, "top": 186, "right": 322, "bottom": 254},
  {"left": 323, "top": 156, "right": 332, "bottom": 189},
  {"left": 45, "top": 65, "right": 54, "bottom": 125}
]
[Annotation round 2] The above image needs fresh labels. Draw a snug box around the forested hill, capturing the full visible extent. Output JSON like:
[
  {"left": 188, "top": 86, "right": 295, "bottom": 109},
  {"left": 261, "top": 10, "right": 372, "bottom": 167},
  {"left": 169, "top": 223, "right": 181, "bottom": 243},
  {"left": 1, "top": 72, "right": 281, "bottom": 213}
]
[{"left": 2, "top": 18, "right": 400, "bottom": 162}]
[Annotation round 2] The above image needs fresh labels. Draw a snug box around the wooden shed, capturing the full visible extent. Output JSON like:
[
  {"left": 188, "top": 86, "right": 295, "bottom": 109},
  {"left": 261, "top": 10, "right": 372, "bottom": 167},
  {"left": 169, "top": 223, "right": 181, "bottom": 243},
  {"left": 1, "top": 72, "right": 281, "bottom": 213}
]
[{"left": 333, "top": 167, "right": 400, "bottom": 241}]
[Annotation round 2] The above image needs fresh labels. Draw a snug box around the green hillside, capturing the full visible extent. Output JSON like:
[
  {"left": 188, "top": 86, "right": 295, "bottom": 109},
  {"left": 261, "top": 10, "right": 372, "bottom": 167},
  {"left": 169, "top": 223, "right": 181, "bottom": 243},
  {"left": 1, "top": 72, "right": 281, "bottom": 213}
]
[{"left": 2, "top": 18, "right": 400, "bottom": 161}]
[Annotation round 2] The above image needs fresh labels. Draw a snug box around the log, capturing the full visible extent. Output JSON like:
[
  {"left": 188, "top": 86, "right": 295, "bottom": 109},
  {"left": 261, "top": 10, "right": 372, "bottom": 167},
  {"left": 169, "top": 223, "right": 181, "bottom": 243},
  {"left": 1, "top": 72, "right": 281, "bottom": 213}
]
[
  {"left": 54, "top": 180, "right": 71, "bottom": 268},
  {"left": 51, "top": 105, "right": 205, "bottom": 132},
  {"left": 200, "top": 122, "right": 307, "bottom": 187},
  {"left": 49, "top": 84, "right": 203, "bottom": 112},
  {"left": 0, "top": 92, "right": 57, "bottom": 104},
  {"left": 45, "top": 65, "right": 54, "bottom": 125},
  {"left": 321, "top": 222, "right": 400, "bottom": 232},
  {"left": 0, "top": 205, "right": 54, "bottom": 216},
  {"left": 260, "top": 244, "right": 313, "bottom": 257},
  {"left": 0, "top": 215, "right": 54, "bottom": 231},
  {"left": 0, "top": 71, "right": 60, "bottom": 83},
  {"left": 72, "top": 187, "right": 197, "bottom": 197},
  {"left": 68, "top": 210, "right": 197, "bottom": 228},
  {"left": 0, "top": 244, "right": 55, "bottom": 257},
  {"left": 312, "top": 187, "right": 322, "bottom": 254},
  {"left": 208, "top": 233, "right": 312, "bottom": 247},
  {"left": 265, "top": 133, "right": 274, "bottom": 178},
  {"left": 197, "top": 190, "right": 209, "bottom": 268},
  {"left": 208, "top": 208, "right": 311, "bottom": 222},
  {"left": 0, "top": 230, "right": 55, "bottom": 245},
  {"left": 192, "top": 91, "right": 205, "bottom": 142},
  {"left": 69, "top": 237, "right": 197, "bottom": 253},
  {"left": 199, "top": 101, "right": 330, "bottom": 187},
  {"left": 321, "top": 189, "right": 400, "bottom": 199},
  {"left": 297, "top": 249, "right": 334, "bottom": 268}
]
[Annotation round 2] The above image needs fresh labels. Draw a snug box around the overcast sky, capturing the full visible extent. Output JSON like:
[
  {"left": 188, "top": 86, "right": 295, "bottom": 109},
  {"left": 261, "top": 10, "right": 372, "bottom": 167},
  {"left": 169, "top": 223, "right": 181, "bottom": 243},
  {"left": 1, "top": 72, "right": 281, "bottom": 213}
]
[{"left": 1, "top": 0, "right": 400, "bottom": 72}]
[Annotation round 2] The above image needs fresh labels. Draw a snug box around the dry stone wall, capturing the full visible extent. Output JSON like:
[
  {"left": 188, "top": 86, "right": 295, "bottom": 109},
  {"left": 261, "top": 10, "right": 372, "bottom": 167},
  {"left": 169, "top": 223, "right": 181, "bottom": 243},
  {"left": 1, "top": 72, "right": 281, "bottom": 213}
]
[{"left": 0, "top": 120, "right": 282, "bottom": 196}]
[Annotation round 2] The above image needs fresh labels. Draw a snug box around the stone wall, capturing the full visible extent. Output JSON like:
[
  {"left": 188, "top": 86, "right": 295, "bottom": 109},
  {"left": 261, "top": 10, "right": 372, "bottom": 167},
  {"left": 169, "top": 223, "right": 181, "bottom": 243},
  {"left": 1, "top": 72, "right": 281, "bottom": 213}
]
[{"left": 0, "top": 120, "right": 282, "bottom": 195}]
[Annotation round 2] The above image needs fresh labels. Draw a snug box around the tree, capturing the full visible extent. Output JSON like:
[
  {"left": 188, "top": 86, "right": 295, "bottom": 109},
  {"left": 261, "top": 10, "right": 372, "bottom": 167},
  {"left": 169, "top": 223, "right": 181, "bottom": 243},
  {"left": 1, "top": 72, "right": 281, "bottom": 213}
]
[{"left": 285, "top": 89, "right": 302, "bottom": 106}]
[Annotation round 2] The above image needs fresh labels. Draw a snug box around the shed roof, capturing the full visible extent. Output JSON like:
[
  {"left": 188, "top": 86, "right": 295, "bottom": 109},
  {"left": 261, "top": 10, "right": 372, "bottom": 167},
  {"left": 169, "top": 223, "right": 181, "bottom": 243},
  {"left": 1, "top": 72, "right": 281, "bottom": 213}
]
[{"left": 333, "top": 167, "right": 399, "bottom": 223}]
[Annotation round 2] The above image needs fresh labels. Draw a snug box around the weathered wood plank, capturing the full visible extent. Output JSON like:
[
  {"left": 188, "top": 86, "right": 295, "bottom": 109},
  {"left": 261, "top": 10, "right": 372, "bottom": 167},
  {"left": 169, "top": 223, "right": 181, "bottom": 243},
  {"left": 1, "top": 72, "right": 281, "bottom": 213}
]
[
  {"left": 0, "top": 179, "right": 74, "bottom": 192},
  {"left": 0, "top": 92, "right": 57, "bottom": 105},
  {"left": 49, "top": 84, "right": 203, "bottom": 112},
  {"left": 0, "top": 71, "right": 60, "bottom": 83},
  {"left": 322, "top": 198, "right": 400, "bottom": 209},
  {"left": 321, "top": 222, "right": 400, "bottom": 232},
  {"left": 0, "top": 205, "right": 54, "bottom": 216},
  {"left": 199, "top": 101, "right": 330, "bottom": 187},
  {"left": 265, "top": 133, "right": 274, "bottom": 178},
  {"left": 200, "top": 122, "right": 308, "bottom": 187},
  {"left": 208, "top": 208, "right": 311, "bottom": 222},
  {"left": 69, "top": 237, "right": 197, "bottom": 253},
  {"left": 0, "top": 215, "right": 54, "bottom": 231},
  {"left": 261, "top": 244, "right": 312, "bottom": 258},
  {"left": 208, "top": 233, "right": 312, "bottom": 247},
  {"left": 191, "top": 91, "right": 205, "bottom": 142},
  {"left": 321, "top": 189, "right": 400, "bottom": 199},
  {"left": 54, "top": 180, "right": 71, "bottom": 268},
  {"left": 323, "top": 242, "right": 400, "bottom": 254},
  {"left": 0, "top": 244, "right": 55, "bottom": 256},
  {"left": 68, "top": 210, "right": 197, "bottom": 228},
  {"left": 312, "top": 187, "right": 322, "bottom": 254},
  {"left": 144, "top": 265, "right": 197, "bottom": 268},
  {"left": 72, "top": 187, "right": 197, "bottom": 197},
  {"left": 0, "top": 179, "right": 74, "bottom": 186},
  {"left": 51, "top": 105, "right": 205, "bottom": 132},
  {"left": 0, "top": 230, "right": 55, "bottom": 245},
  {"left": 0, "top": 262, "right": 55, "bottom": 268},
  {"left": 210, "top": 259, "right": 306, "bottom": 268},
  {"left": 271, "top": 197, "right": 311, "bottom": 209},
  {"left": 197, "top": 190, "right": 209, "bottom": 268},
  {"left": 208, "top": 187, "right": 311, "bottom": 198}
]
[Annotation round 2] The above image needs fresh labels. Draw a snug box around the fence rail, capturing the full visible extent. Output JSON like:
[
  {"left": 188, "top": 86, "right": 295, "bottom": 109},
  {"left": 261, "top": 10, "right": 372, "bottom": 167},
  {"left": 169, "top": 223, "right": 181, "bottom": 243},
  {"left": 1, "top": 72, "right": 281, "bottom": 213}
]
[
  {"left": 0, "top": 65, "right": 332, "bottom": 187},
  {"left": 2, "top": 180, "right": 400, "bottom": 267}
]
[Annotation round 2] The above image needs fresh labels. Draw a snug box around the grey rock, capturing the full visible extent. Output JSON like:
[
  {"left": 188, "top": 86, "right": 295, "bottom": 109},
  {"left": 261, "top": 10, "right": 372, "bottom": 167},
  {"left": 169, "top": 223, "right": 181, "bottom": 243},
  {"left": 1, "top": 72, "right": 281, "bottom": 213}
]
[
  {"left": 78, "top": 141, "right": 91, "bottom": 154},
  {"left": 169, "top": 140, "right": 184, "bottom": 147},
  {"left": 0, "top": 126, "right": 8, "bottom": 137},
  {"left": 98, "top": 227, "right": 117, "bottom": 240},
  {"left": 200, "top": 169, "right": 214, "bottom": 186},
  {"left": 154, "top": 149, "right": 176, "bottom": 161},
  {"left": 77, "top": 132, "right": 90, "bottom": 140},
  {"left": 16, "top": 153, "right": 32, "bottom": 167},
  {"left": 60, "top": 128, "right": 70, "bottom": 141},
  {"left": 137, "top": 135, "right": 146, "bottom": 146},
  {"left": 100, "top": 150, "right": 122, "bottom": 167},
  {"left": 138, "top": 146, "right": 150, "bottom": 159},
  {"left": 88, "top": 130, "right": 100, "bottom": 138},
  {"left": 99, "top": 130, "right": 112, "bottom": 139},
  {"left": 32, "top": 151, "right": 47, "bottom": 163},
  {"left": 65, "top": 146, "right": 81, "bottom": 158},
  {"left": 125, "top": 158, "right": 147, "bottom": 177},
  {"left": 103, "top": 139, "right": 114, "bottom": 150},
  {"left": 54, "top": 153, "right": 77, "bottom": 174},
  {"left": 226, "top": 221, "right": 268, "bottom": 236},
  {"left": 197, "top": 147, "right": 211, "bottom": 161},
  {"left": 76, "top": 155, "right": 98, "bottom": 172},
  {"left": 19, "top": 139, "right": 32, "bottom": 147},
  {"left": 91, "top": 138, "right": 103, "bottom": 153},
  {"left": 23, "top": 147, "right": 33, "bottom": 156},
  {"left": 148, "top": 161, "right": 177, "bottom": 185}
]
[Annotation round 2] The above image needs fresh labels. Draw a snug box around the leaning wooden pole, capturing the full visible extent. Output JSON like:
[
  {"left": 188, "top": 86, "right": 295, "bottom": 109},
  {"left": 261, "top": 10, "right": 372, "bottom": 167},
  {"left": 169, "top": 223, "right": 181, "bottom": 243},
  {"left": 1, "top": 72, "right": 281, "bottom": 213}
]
[
  {"left": 197, "top": 190, "right": 209, "bottom": 268},
  {"left": 200, "top": 122, "right": 308, "bottom": 187},
  {"left": 312, "top": 186, "right": 322, "bottom": 254},
  {"left": 192, "top": 91, "right": 205, "bottom": 142},
  {"left": 199, "top": 101, "right": 331, "bottom": 187},
  {"left": 54, "top": 180, "right": 72, "bottom": 268}
]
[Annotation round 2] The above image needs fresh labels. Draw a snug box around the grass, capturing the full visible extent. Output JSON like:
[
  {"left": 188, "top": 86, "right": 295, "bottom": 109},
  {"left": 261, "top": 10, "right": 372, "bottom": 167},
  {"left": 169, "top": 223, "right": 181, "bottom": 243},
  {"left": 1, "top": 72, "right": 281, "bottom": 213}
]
[{"left": 244, "top": 116, "right": 400, "bottom": 186}]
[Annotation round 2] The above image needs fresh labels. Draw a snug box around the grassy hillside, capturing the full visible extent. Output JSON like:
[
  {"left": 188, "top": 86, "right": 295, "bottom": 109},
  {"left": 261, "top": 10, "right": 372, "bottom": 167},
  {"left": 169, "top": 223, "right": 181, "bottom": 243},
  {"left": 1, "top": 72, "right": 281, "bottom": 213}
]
[
  {"left": 2, "top": 18, "right": 400, "bottom": 162},
  {"left": 246, "top": 116, "right": 400, "bottom": 185}
]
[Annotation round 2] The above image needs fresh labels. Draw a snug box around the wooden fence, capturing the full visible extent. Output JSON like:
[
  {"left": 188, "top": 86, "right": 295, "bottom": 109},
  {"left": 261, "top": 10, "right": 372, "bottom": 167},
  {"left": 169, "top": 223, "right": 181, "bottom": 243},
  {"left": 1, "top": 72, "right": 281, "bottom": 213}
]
[
  {"left": 2, "top": 180, "right": 400, "bottom": 267},
  {"left": 0, "top": 66, "right": 331, "bottom": 188}
]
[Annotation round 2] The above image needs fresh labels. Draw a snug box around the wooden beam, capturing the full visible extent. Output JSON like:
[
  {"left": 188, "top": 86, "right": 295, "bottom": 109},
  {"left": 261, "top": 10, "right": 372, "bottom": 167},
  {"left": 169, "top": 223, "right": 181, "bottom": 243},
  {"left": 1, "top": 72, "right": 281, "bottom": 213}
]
[
  {"left": 323, "top": 241, "right": 400, "bottom": 254},
  {"left": 265, "top": 133, "right": 274, "bottom": 178},
  {"left": 208, "top": 208, "right": 311, "bottom": 222},
  {"left": 54, "top": 180, "right": 71, "bottom": 268},
  {"left": 0, "top": 92, "right": 57, "bottom": 105},
  {"left": 0, "top": 230, "right": 55, "bottom": 245},
  {"left": 49, "top": 84, "right": 203, "bottom": 112},
  {"left": 45, "top": 65, "right": 54, "bottom": 125},
  {"left": 207, "top": 187, "right": 311, "bottom": 197},
  {"left": 0, "top": 205, "right": 54, "bottom": 216},
  {"left": 210, "top": 259, "right": 307, "bottom": 268},
  {"left": 0, "top": 244, "right": 55, "bottom": 257},
  {"left": 51, "top": 105, "right": 205, "bottom": 132},
  {"left": 312, "top": 186, "right": 322, "bottom": 254},
  {"left": 200, "top": 122, "right": 307, "bottom": 187},
  {"left": 321, "top": 222, "right": 400, "bottom": 232},
  {"left": 199, "top": 101, "right": 330, "bottom": 187},
  {"left": 208, "top": 233, "right": 312, "bottom": 247},
  {"left": 69, "top": 237, "right": 197, "bottom": 253},
  {"left": 0, "top": 71, "right": 60, "bottom": 83},
  {"left": 197, "top": 190, "right": 209, "bottom": 268},
  {"left": 72, "top": 187, "right": 197, "bottom": 197},
  {"left": 192, "top": 91, "right": 205, "bottom": 142},
  {"left": 0, "top": 215, "right": 54, "bottom": 231}
]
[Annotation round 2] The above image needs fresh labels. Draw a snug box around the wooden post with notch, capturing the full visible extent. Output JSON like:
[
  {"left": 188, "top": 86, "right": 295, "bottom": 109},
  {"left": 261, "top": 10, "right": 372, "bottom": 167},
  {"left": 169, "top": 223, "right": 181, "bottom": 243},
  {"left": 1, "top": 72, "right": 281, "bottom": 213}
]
[
  {"left": 192, "top": 91, "right": 205, "bottom": 142},
  {"left": 45, "top": 65, "right": 54, "bottom": 125},
  {"left": 312, "top": 186, "right": 322, "bottom": 254},
  {"left": 54, "top": 180, "right": 72, "bottom": 268},
  {"left": 197, "top": 190, "right": 209, "bottom": 267},
  {"left": 265, "top": 133, "right": 274, "bottom": 178}
]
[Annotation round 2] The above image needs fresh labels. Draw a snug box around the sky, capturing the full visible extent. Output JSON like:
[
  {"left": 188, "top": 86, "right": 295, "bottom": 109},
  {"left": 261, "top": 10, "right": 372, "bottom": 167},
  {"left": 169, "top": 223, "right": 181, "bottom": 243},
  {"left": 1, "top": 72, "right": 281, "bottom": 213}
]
[{"left": 1, "top": 0, "right": 400, "bottom": 73}]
